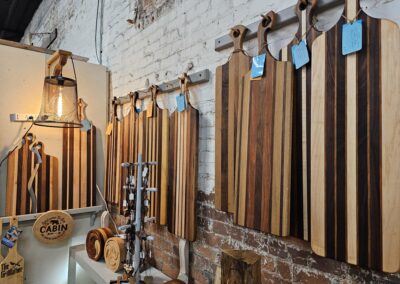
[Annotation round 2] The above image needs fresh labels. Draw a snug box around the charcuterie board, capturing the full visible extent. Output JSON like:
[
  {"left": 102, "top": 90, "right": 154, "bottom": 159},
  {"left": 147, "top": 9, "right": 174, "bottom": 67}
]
[
  {"left": 310, "top": 0, "right": 400, "bottom": 272},
  {"left": 235, "top": 12, "right": 294, "bottom": 236},
  {"left": 215, "top": 25, "right": 251, "bottom": 217}
]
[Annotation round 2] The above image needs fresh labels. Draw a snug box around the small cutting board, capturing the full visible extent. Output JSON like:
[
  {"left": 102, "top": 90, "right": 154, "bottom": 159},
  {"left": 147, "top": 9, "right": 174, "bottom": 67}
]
[
  {"left": 215, "top": 25, "right": 251, "bottom": 216},
  {"left": 6, "top": 135, "right": 58, "bottom": 215},
  {"left": 279, "top": 0, "right": 321, "bottom": 241},
  {"left": 235, "top": 12, "right": 294, "bottom": 236},
  {"left": 0, "top": 217, "right": 24, "bottom": 284},
  {"left": 310, "top": 0, "right": 400, "bottom": 272}
]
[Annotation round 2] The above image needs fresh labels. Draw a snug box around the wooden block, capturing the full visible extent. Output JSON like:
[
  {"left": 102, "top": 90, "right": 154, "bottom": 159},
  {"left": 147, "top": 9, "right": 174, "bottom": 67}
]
[{"left": 221, "top": 249, "right": 260, "bottom": 284}]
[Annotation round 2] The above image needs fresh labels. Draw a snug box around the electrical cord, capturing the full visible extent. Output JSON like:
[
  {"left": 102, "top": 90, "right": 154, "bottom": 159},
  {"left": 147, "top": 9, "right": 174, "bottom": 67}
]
[
  {"left": 0, "top": 119, "right": 34, "bottom": 168},
  {"left": 95, "top": 0, "right": 101, "bottom": 63}
]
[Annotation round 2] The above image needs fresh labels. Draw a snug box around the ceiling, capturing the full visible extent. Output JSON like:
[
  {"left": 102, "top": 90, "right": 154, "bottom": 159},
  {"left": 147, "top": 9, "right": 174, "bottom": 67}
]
[{"left": 0, "top": 0, "right": 42, "bottom": 42}]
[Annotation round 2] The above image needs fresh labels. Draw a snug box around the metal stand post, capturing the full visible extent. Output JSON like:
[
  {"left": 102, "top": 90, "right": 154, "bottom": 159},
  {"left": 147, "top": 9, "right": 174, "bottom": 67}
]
[{"left": 134, "top": 153, "right": 143, "bottom": 283}]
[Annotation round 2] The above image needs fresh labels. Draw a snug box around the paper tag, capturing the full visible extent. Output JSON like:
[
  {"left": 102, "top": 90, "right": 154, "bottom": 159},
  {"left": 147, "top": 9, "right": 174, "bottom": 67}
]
[
  {"left": 176, "top": 94, "right": 187, "bottom": 112},
  {"left": 105, "top": 122, "right": 113, "bottom": 135},
  {"left": 146, "top": 102, "right": 154, "bottom": 117},
  {"left": 342, "top": 19, "right": 363, "bottom": 55},
  {"left": 251, "top": 53, "right": 266, "bottom": 79},
  {"left": 291, "top": 40, "right": 310, "bottom": 69},
  {"left": 80, "top": 119, "right": 91, "bottom": 132}
]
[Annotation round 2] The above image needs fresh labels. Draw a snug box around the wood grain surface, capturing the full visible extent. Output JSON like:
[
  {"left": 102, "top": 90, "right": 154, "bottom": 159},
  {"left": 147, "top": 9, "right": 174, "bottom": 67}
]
[
  {"left": 62, "top": 100, "right": 96, "bottom": 209},
  {"left": 215, "top": 25, "right": 251, "bottom": 216},
  {"left": 167, "top": 93, "right": 198, "bottom": 241},
  {"left": 139, "top": 96, "right": 170, "bottom": 225},
  {"left": 105, "top": 94, "right": 139, "bottom": 214},
  {"left": 0, "top": 217, "right": 24, "bottom": 284},
  {"left": 235, "top": 12, "right": 294, "bottom": 237},
  {"left": 279, "top": 0, "right": 321, "bottom": 241},
  {"left": 310, "top": 0, "right": 400, "bottom": 272},
  {"left": 6, "top": 135, "right": 58, "bottom": 215}
]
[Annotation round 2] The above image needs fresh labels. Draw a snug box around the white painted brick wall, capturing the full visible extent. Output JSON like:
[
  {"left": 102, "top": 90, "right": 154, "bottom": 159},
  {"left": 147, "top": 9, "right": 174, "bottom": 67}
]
[{"left": 21, "top": 0, "right": 400, "bottom": 216}]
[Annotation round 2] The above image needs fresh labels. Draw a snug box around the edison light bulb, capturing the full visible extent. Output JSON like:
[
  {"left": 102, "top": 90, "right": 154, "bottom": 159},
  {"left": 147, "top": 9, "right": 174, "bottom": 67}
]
[{"left": 57, "top": 86, "right": 63, "bottom": 117}]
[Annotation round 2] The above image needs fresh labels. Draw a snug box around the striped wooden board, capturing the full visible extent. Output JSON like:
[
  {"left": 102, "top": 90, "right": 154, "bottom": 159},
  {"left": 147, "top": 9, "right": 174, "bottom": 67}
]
[
  {"left": 235, "top": 12, "right": 294, "bottom": 236},
  {"left": 6, "top": 135, "right": 58, "bottom": 215},
  {"left": 215, "top": 25, "right": 251, "bottom": 216},
  {"left": 105, "top": 95, "right": 139, "bottom": 214},
  {"left": 62, "top": 100, "right": 96, "bottom": 209},
  {"left": 139, "top": 94, "right": 170, "bottom": 225},
  {"left": 167, "top": 97, "right": 198, "bottom": 241},
  {"left": 310, "top": 0, "right": 400, "bottom": 273},
  {"left": 279, "top": 0, "right": 321, "bottom": 241}
]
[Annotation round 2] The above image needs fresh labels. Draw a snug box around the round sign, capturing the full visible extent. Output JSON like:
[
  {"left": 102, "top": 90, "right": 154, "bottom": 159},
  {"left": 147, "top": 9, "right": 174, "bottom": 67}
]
[{"left": 32, "top": 210, "right": 74, "bottom": 244}]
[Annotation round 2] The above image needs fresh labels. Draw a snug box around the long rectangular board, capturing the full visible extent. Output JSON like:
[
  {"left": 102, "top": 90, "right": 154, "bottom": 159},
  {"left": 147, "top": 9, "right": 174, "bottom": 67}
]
[
  {"left": 167, "top": 105, "right": 198, "bottom": 241},
  {"left": 235, "top": 12, "right": 293, "bottom": 237},
  {"left": 279, "top": 0, "right": 321, "bottom": 241},
  {"left": 310, "top": 0, "right": 400, "bottom": 273},
  {"left": 215, "top": 25, "right": 251, "bottom": 216}
]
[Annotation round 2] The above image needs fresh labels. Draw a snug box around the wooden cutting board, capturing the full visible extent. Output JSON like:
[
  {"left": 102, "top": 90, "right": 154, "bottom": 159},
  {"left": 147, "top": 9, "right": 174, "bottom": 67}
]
[
  {"left": 215, "top": 25, "right": 251, "bottom": 216},
  {"left": 0, "top": 217, "right": 24, "bottom": 284},
  {"left": 6, "top": 135, "right": 58, "bottom": 215},
  {"left": 310, "top": 0, "right": 400, "bottom": 273},
  {"left": 167, "top": 88, "right": 198, "bottom": 241},
  {"left": 279, "top": 0, "right": 321, "bottom": 241},
  {"left": 105, "top": 94, "right": 139, "bottom": 214},
  {"left": 235, "top": 12, "right": 294, "bottom": 236},
  {"left": 62, "top": 99, "right": 96, "bottom": 209},
  {"left": 139, "top": 89, "right": 170, "bottom": 225},
  {"left": 0, "top": 219, "right": 3, "bottom": 262}
]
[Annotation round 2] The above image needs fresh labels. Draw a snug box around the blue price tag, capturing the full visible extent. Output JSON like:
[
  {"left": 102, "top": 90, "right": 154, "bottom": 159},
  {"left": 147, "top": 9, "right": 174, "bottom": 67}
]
[
  {"left": 251, "top": 53, "right": 266, "bottom": 79},
  {"left": 342, "top": 19, "right": 363, "bottom": 55},
  {"left": 80, "top": 119, "right": 91, "bottom": 132},
  {"left": 291, "top": 40, "right": 310, "bottom": 70},
  {"left": 176, "top": 94, "right": 186, "bottom": 112}
]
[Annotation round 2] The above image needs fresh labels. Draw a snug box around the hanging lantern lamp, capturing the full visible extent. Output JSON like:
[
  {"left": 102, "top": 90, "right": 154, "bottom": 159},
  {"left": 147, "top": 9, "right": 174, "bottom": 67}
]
[{"left": 34, "top": 50, "right": 82, "bottom": 128}]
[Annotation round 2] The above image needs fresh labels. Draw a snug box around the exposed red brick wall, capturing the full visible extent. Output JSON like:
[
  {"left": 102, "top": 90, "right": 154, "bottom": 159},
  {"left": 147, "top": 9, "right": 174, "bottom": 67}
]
[{"left": 146, "top": 191, "right": 400, "bottom": 283}]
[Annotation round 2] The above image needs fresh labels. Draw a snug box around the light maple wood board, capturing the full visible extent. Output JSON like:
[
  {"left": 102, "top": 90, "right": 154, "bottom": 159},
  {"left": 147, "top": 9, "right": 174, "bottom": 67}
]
[
  {"left": 6, "top": 136, "right": 58, "bottom": 215},
  {"left": 167, "top": 105, "right": 198, "bottom": 241},
  {"left": 279, "top": 0, "right": 321, "bottom": 241},
  {"left": 310, "top": 0, "right": 400, "bottom": 273},
  {"left": 215, "top": 25, "right": 251, "bottom": 217},
  {"left": 0, "top": 217, "right": 24, "bottom": 284},
  {"left": 235, "top": 12, "right": 294, "bottom": 237}
]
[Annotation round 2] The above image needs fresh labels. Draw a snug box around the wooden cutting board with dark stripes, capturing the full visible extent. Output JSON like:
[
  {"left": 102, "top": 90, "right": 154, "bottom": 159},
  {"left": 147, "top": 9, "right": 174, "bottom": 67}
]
[
  {"left": 167, "top": 87, "right": 198, "bottom": 241},
  {"left": 235, "top": 12, "right": 294, "bottom": 236},
  {"left": 215, "top": 25, "right": 251, "bottom": 216},
  {"left": 140, "top": 88, "right": 170, "bottom": 225},
  {"left": 105, "top": 94, "right": 139, "bottom": 214},
  {"left": 62, "top": 99, "right": 96, "bottom": 209},
  {"left": 310, "top": 0, "right": 400, "bottom": 273},
  {"left": 279, "top": 0, "right": 321, "bottom": 241},
  {"left": 6, "top": 135, "right": 58, "bottom": 215}
]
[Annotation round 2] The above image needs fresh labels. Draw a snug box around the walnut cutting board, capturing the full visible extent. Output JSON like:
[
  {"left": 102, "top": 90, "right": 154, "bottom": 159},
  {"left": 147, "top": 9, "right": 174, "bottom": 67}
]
[
  {"left": 235, "top": 12, "right": 294, "bottom": 236},
  {"left": 215, "top": 25, "right": 251, "bottom": 216},
  {"left": 279, "top": 0, "right": 321, "bottom": 241},
  {"left": 167, "top": 103, "right": 198, "bottom": 241},
  {"left": 310, "top": 0, "right": 400, "bottom": 272},
  {"left": 6, "top": 136, "right": 58, "bottom": 215}
]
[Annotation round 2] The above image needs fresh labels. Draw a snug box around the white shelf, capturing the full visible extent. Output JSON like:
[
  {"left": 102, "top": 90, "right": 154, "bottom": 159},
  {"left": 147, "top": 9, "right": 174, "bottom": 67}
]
[{"left": 68, "top": 244, "right": 172, "bottom": 284}]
